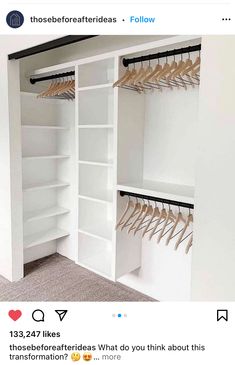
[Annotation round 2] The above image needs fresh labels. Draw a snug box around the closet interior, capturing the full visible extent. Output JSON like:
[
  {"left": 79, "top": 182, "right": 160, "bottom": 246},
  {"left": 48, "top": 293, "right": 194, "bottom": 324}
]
[
  {"left": 21, "top": 71, "right": 76, "bottom": 262},
  {"left": 18, "top": 35, "right": 201, "bottom": 300}
]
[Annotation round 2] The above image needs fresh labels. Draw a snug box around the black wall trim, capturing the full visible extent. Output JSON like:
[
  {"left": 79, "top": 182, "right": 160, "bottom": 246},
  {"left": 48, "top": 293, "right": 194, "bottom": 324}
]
[{"left": 8, "top": 35, "right": 98, "bottom": 60}]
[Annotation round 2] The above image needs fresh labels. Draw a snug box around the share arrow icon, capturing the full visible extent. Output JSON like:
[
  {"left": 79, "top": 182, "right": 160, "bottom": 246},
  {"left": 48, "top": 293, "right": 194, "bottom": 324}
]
[{"left": 55, "top": 310, "right": 68, "bottom": 321}]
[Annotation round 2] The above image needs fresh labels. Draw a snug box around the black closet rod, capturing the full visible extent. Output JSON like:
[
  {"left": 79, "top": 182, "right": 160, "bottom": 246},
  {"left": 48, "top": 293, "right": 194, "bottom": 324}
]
[
  {"left": 30, "top": 71, "right": 75, "bottom": 84},
  {"left": 119, "top": 191, "right": 194, "bottom": 209},
  {"left": 122, "top": 44, "right": 201, "bottom": 67}
]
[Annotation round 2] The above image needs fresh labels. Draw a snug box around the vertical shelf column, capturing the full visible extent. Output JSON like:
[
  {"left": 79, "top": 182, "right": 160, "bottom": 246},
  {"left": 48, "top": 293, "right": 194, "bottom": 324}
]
[{"left": 76, "top": 57, "right": 116, "bottom": 280}]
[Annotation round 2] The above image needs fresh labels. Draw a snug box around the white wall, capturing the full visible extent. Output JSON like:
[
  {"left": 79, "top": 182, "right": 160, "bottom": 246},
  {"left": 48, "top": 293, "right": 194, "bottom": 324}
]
[
  {"left": 0, "top": 35, "right": 58, "bottom": 281},
  {"left": 192, "top": 36, "right": 235, "bottom": 300}
]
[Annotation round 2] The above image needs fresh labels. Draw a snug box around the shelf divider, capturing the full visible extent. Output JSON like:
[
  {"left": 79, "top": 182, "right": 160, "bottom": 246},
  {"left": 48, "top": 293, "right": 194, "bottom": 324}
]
[
  {"left": 79, "top": 193, "right": 113, "bottom": 204},
  {"left": 24, "top": 228, "right": 69, "bottom": 249},
  {"left": 78, "top": 124, "right": 113, "bottom": 129},
  {"left": 23, "top": 180, "right": 70, "bottom": 192},
  {"left": 78, "top": 160, "right": 113, "bottom": 167},
  {"left": 22, "top": 125, "right": 69, "bottom": 130},
  {"left": 24, "top": 206, "right": 70, "bottom": 223},
  {"left": 23, "top": 155, "right": 70, "bottom": 160},
  {"left": 78, "top": 83, "right": 113, "bottom": 91},
  {"left": 117, "top": 180, "right": 194, "bottom": 205}
]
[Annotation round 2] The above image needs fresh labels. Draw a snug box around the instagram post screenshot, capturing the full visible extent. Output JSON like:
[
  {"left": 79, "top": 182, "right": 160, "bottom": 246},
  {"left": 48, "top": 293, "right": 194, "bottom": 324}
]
[{"left": 0, "top": 0, "right": 235, "bottom": 363}]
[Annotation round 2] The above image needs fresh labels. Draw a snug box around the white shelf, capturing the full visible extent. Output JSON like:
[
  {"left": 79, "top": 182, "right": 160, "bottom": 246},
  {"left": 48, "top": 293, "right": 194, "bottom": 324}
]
[
  {"left": 77, "top": 250, "right": 112, "bottom": 279},
  {"left": 22, "top": 125, "right": 69, "bottom": 130},
  {"left": 78, "top": 83, "right": 113, "bottom": 91},
  {"left": 23, "top": 180, "right": 70, "bottom": 192},
  {"left": 117, "top": 180, "right": 194, "bottom": 204},
  {"left": 79, "top": 191, "right": 113, "bottom": 204},
  {"left": 23, "top": 155, "right": 70, "bottom": 160},
  {"left": 78, "top": 125, "right": 113, "bottom": 129},
  {"left": 24, "top": 206, "right": 70, "bottom": 223},
  {"left": 79, "top": 160, "right": 113, "bottom": 167},
  {"left": 78, "top": 222, "right": 112, "bottom": 242},
  {"left": 24, "top": 228, "right": 69, "bottom": 249}
]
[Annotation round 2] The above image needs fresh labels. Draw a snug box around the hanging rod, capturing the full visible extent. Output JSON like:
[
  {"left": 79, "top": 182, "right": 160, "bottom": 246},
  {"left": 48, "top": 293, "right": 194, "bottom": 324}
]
[
  {"left": 30, "top": 71, "right": 75, "bottom": 85},
  {"left": 122, "top": 44, "right": 201, "bottom": 67},
  {"left": 119, "top": 190, "right": 194, "bottom": 209}
]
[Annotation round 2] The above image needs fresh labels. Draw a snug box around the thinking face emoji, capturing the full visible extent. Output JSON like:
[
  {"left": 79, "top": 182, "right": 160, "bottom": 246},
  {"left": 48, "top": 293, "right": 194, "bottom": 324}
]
[
  {"left": 83, "top": 352, "right": 92, "bottom": 361},
  {"left": 71, "top": 352, "right": 81, "bottom": 361}
]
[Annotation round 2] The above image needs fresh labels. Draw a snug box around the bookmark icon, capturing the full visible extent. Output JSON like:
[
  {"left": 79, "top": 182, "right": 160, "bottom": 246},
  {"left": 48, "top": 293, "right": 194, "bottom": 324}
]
[{"left": 55, "top": 310, "right": 68, "bottom": 322}]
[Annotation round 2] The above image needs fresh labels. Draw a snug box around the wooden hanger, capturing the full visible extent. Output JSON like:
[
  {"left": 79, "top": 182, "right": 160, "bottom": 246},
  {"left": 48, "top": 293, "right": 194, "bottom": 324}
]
[
  {"left": 142, "top": 202, "right": 160, "bottom": 238},
  {"left": 52, "top": 79, "right": 70, "bottom": 96},
  {"left": 158, "top": 57, "right": 177, "bottom": 84},
  {"left": 113, "top": 67, "right": 131, "bottom": 88},
  {"left": 185, "top": 234, "right": 193, "bottom": 254},
  {"left": 46, "top": 78, "right": 62, "bottom": 96},
  {"left": 148, "top": 204, "right": 167, "bottom": 241},
  {"left": 191, "top": 65, "right": 200, "bottom": 77},
  {"left": 116, "top": 197, "right": 134, "bottom": 229},
  {"left": 128, "top": 199, "right": 147, "bottom": 234},
  {"left": 144, "top": 62, "right": 162, "bottom": 84},
  {"left": 155, "top": 57, "right": 172, "bottom": 82},
  {"left": 175, "top": 212, "right": 193, "bottom": 250},
  {"left": 133, "top": 201, "right": 153, "bottom": 235},
  {"left": 176, "top": 57, "right": 192, "bottom": 78},
  {"left": 157, "top": 205, "right": 176, "bottom": 243},
  {"left": 58, "top": 79, "right": 75, "bottom": 100},
  {"left": 121, "top": 198, "right": 141, "bottom": 231},
  {"left": 165, "top": 208, "right": 185, "bottom": 245},
  {"left": 121, "top": 66, "right": 137, "bottom": 86},
  {"left": 137, "top": 60, "right": 153, "bottom": 85},
  {"left": 131, "top": 63, "right": 146, "bottom": 85},
  {"left": 183, "top": 55, "right": 200, "bottom": 76},
  {"left": 37, "top": 80, "right": 57, "bottom": 98}
]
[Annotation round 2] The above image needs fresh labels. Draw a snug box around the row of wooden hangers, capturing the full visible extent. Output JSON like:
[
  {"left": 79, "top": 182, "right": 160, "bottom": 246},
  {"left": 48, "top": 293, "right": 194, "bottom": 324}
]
[
  {"left": 37, "top": 77, "right": 75, "bottom": 100},
  {"left": 116, "top": 196, "right": 193, "bottom": 254},
  {"left": 113, "top": 52, "right": 200, "bottom": 93}
]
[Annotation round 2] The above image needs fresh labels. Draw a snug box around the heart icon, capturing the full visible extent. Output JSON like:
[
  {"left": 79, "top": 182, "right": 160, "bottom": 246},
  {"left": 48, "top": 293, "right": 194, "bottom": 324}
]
[{"left": 8, "top": 310, "right": 22, "bottom": 321}]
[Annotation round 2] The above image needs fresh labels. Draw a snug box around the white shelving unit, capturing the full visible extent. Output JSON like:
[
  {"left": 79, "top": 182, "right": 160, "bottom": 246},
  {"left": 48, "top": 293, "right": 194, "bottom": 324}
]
[
  {"left": 78, "top": 82, "right": 113, "bottom": 91},
  {"left": 11, "top": 35, "right": 202, "bottom": 300},
  {"left": 78, "top": 160, "right": 113, "bottom": 167},
  {"left": 22, "top": 125, "right": 69, "bottom": 130},
  {"left": 24, "top": 206, "right": 70, "bottom": 223},
  {"left": 78, "top": 191, "right": 113, "bottom": 204},
  {"left": 23, "top": 155, "right": 70, "bottom": 160},
  {"left": 23, "top": 180, "right": 70, "bottom": 192},
  {"left": 24, "top": 228, "right": 69, "bottom": 249},
  {"left": 77, "top": 232, "right": 112, "bottom": 279},
  {"left": 78, "top": 125, "right": 113, "bottom": 129},
  {"left": 77, "top": 58, "right": 116, "bottom": 279},
  {"left": 21, "top": 87, "right": 76, "bottom": 262}
]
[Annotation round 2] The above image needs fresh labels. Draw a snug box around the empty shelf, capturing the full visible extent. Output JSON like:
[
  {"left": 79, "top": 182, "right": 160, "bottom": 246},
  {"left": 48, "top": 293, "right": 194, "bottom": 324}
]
[
  {"left": 24, "top": 228, "right": 69, "bottom": 249},
  {"left": 117, "top": 180, "right": 194, "bottom": 204},
  {"left": 77, "top": 250, "right": 112, "bottom": 279},
  {"left": 23, "top": 155, "right": 70, "bottom": 160},
  {"left": 22, "top": 125, "right": 69, "bottom": 130},
  {"left": 78, "top": 125, "right": 113, "bottom": 129},
  {"left": 78, "top": 160, "right": 113, "bottom": 167},
  {"left": 24, "top": 206, "right": 70, "bottom": 223},
  {"left": 78, "top": 222, "right": 112, "bottom": 241},
  {"left": 78, "top": 83, "right": 113, "bottom": 91},
  {"left": 23, "top": 180, "right": 70, "bottom": 192},
  {"left": 79, "top": 191, "right": 113, "bottom": 204}
]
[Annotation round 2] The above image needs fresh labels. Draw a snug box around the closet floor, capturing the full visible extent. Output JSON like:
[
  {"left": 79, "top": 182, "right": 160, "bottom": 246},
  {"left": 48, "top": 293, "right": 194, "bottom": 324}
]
[{"left": 0, "top": 254, "right": 155, "bottom": 302}]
